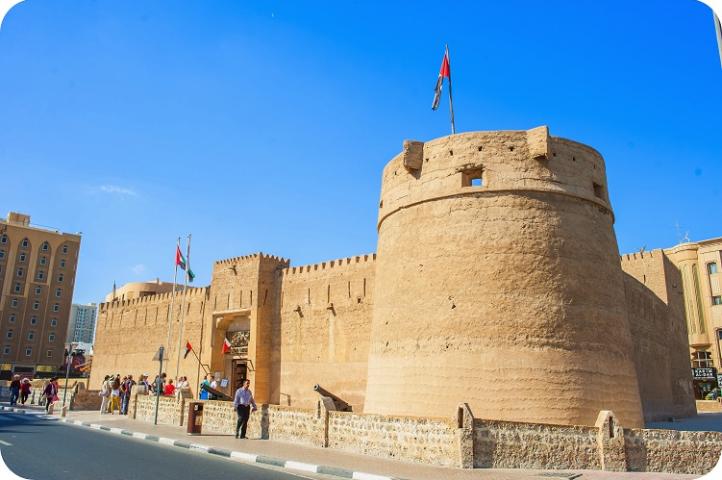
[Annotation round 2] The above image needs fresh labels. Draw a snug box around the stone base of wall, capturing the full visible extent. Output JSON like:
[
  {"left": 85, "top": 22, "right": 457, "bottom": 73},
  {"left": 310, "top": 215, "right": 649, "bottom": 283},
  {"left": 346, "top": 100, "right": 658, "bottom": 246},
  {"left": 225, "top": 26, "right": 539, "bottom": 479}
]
[
  {"left": 128, "top": 401, "right": 721, "bottom": 475},
  {"left": 696, "top": 400, "right": 722, "bottom": 413}
]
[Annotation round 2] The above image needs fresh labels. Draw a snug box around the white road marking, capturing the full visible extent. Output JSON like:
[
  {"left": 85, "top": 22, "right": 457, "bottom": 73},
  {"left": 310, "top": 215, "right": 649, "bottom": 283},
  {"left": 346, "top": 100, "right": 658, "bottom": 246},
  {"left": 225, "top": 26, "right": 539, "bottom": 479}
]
[
  {"left": 0, "top": 440, "right": 11, "bottom": 447},
  {"left": 131, "top": 432, "right": 147, "bottom": 439},
  {"left": 353, "top": 473, "right": 394, "bottom": 480},
  {"left": 230, "top": 451, "right": 257, "bottom": 463},
  {"left": 285, "top": 461, "right": 318, "bottom": 473}
]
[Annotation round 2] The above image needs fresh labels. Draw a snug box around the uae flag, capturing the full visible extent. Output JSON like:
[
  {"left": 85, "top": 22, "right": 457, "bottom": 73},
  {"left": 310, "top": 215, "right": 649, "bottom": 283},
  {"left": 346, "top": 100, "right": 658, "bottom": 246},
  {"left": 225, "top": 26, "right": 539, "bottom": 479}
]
[
  {"left": 175, "top": 245, "right": 187, "bottom": 270},
  {"left": 222, "top": 337, "right": 231, "bottom": 354},
  {"left": 183, "top": 341, "right": 193, "bottom": 359},
  {"left": 431, "top": 47, "right": 451, "bottom": 110}
]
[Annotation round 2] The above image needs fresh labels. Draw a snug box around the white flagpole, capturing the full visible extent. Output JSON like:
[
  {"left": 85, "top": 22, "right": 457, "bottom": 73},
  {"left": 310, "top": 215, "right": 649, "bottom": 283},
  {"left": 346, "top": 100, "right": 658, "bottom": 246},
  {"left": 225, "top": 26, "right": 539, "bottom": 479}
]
[
  {"left": 175, "top": 233, "right": 191, "bottom": 379},
  {"left": 446, "top": 44, "right": 456, "bottom": 135},
  {"left": 165, "top": 237, "right": 181, "bottom": 362}
]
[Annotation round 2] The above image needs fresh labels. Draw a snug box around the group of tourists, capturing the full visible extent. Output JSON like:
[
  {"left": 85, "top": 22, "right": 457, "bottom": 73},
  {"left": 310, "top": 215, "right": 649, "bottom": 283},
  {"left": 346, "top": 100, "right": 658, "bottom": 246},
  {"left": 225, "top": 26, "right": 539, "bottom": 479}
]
[
  {"left": 98, "top": 373, "right": 192, "bottom": 414},
  {"left": 8, "top": 375, "right": 32, "bottom": 406}
]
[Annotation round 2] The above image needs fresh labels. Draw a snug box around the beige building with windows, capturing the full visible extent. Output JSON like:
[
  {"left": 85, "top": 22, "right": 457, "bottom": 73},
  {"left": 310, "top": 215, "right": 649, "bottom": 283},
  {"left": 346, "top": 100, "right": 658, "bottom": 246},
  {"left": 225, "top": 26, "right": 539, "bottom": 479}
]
[
  {"left": 0, "top": 212, "right": 81, "bottom": 378},
  {"left": 665, "top": 237, "right": 722, "bottom": 398},
  {"left": 91, "top": 127, "right": 697, "bottom": 427}
]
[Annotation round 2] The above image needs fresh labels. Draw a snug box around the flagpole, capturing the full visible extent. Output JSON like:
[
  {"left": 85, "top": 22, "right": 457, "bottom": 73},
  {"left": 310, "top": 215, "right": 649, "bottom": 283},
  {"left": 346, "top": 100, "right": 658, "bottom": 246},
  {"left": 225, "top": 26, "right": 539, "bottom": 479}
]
[
  {"left": 446, "top": 44, "right": 456, "bottom": 135},
  {"left": 175, "top": 233, "right": 191, "bottom": 379},
  {"left": 165, "top": 237, "right": 181, "bottom": 358},
  {"left": 714, "top": 12, "right": 722, "bottom": 68}
]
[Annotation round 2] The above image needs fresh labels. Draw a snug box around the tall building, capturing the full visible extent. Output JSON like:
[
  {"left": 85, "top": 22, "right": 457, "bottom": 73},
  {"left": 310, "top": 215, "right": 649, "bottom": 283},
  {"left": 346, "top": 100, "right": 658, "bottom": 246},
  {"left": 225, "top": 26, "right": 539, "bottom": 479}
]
[
  {"left": 67, "top": 303, "right": 97, "bottom": 350},
  {"left": 665, "top": 237, "right": 722, "bottom": 398},
  {"left": 0, "top": 212, "right": 81, "bottom": 378}
]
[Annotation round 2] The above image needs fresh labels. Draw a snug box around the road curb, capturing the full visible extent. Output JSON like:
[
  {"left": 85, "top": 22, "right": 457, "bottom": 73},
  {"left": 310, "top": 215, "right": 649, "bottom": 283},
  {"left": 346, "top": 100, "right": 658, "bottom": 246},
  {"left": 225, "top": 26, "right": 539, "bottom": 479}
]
[{"left": 21, "top": 412, "right": 400, "bottom": 480}]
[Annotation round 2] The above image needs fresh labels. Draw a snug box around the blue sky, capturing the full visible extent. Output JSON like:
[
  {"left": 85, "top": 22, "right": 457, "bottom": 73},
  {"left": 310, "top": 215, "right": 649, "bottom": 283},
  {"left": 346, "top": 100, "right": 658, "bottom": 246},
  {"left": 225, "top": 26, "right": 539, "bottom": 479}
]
[{"left": 1, "top": 1, "right": 720, "bottom": 304}]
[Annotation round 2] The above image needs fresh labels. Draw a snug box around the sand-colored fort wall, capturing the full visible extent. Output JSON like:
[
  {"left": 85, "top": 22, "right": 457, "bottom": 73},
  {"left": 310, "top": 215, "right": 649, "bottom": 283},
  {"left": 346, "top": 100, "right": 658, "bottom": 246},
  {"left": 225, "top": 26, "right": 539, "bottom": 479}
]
[
  {"left": 620, "top": 251, "right": 696, "bottom": 421},
  {"left": 89, "top": 287, "right": 208, "bottom": 391},
  {"left": 277, "top": 255, "right": 376, "bottom": 410},
  {"left": 365, "top": 127, "right": 644, "bottom": 427}
]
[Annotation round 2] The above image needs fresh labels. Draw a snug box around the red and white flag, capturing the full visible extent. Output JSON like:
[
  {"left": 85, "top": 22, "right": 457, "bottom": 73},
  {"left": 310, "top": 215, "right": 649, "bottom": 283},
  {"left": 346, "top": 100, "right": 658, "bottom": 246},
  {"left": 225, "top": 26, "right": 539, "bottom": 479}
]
[
  {"left": 432, "top": 47, "right": 451, "bottom": 111},
  {"left": 222, "top": 337, "right": 231, "bottom": 354}
]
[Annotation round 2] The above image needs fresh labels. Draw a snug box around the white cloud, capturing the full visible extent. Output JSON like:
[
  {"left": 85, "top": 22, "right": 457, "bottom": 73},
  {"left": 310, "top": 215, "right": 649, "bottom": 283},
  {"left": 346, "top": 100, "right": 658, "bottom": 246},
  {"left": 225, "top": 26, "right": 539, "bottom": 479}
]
[
  {"left": 96, "top": 185, "right": 139, "bottom": 197},
  {"left": 131, "top": 264, "right": 146, "bottom": 275}
]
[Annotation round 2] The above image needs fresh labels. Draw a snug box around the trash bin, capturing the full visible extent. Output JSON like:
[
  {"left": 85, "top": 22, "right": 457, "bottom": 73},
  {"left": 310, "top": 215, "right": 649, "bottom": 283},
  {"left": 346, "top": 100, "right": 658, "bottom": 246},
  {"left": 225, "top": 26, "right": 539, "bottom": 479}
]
[{"left": 187, "top": 402, "right": 203, "bottom": 435}]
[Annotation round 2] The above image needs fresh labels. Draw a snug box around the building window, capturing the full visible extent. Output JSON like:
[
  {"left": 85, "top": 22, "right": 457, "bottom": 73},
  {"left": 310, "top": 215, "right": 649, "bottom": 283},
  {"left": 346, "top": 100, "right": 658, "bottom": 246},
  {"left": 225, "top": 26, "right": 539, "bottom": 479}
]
[
  {"left": 60, "top": 259, "right": 66, "bottom": 268},
  {"left": 19, "top": 253, "right": 26, "bottom": 262},
  {"left": 16, "top": 267, "right": 24, "bottom": 277},
  {"left": 42, "top": 242, "right": 49, "bottom": 252},
  {"left": 8, "top": 314, "right": 15, "bottom": 323},
  {"left": 0, "top": 249, "right": 4, "bottom": 259},
  {"left": 10, "top": 298, "right": 18, "bottom": 308},
  {"left": 692, "top": 351, "right": 713, "bottom": 368},
  {"left": 27, "top": 331, "right": 34, "bottom": 341},
  {"left": 709, "top": 262, "right": 719, "bottom": 275},
  {"left": 55, "top": 288, "right": 62, "bottom": 297},
  {"left": 25, "top": 347, "right": 31, "bottom": 357},
  {"left": 34, "top": 286, "right": 41, "bottom": 295},
  {"left": 50, "top": 318, "right": 57, "bottom": 327},
  {"left": 62, "top": 245, "right": 68, "bottom": 254},
  {"left": 21, "top": 239, "right": 28, "bottom": 248},
  {"left": 52, "top": 303, "right": 60, "bottom": 312},
  {"left": 36, "top": 270, "right": 45, "bottom": 281},
  {"left": 713, "top": 296, "right": 722, "bottom": 306},
  {"left": 32, "top": 301, "right": 40, "bottom": 310},
  {"left": 57, "top": 273, "right": 64, "bottom": 283},
  {"left": 40, "top": 256, "right": 47, "bottom": 266},
  {"left": 0, "top": 235, "right": 7, "bottom": 244},
  {"left": 30, "top": 316, "right": 37, "bottom": 325},
  {"left": 2, "top": 346, "right": 9, "bottom": 355},
  {"left": 46, "top": 350, "right": 52, "bottom": 358},
  {"left": 48, "top": 333, "right": 55, "bottom": 342},
  {"left": 13, "top": 283, "right": 21, "bottom": 293},
  {"left": 6, "top": 330, "right": 13, "bottom": 339}
]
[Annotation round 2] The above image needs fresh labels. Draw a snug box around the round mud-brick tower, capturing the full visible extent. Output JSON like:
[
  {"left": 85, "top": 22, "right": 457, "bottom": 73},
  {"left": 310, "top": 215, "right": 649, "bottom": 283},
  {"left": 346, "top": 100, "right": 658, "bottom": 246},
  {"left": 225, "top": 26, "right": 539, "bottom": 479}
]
[{"left": 364, "top": 126, "right": 645, "bottom": 427}]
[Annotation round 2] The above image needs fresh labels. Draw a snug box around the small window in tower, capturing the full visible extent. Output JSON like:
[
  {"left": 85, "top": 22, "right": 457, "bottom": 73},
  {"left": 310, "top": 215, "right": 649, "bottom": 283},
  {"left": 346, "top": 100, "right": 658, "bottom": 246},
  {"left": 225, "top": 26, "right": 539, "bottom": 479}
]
[
  {"left": 40, "top": 256, "right": 47, "bottom": 266},
  {"left": 461, "top": 168, "right": 484, "bottom": 188},
  {"left": 34, "top": 286, "right": 41, "bottom": 295},
  {"left": 62, "top": 245, "right": 68, "bottom": 254},
  {"left": 25, "top": 347, "right": 31, "bottom": 357},
  {"left": 593, "top": 182, "right": 604, "bottom": 199},
  {"left": 0, "top": 235, "right": 7, "bottom": 244},
  {"left": 21, "top": 239, "right": 28, "bottom": 248},
  {"left": 708, "top": 262, "right": 718, "bottom": 275},
  {"left": 30, "top": 316, "right": 37, "bottom": 325},
  {"left": 713, "top": 296, "right": 722, "bottom": 306},
  {"left": 0, "top": 249, "right": 4, "bottom": 259},
  {"left": 49, "top": 333, "right": 55, "bottom": 342},
  {"left": 19, "top": 253, "right": 26, "bottom": 262},
  {"left": 50, "top": 318, "right": 57, "bottom": 327},
  {"left": 3, "top": 346, "right": 10, "bottom": 355},
  {"left": 42, "top": 242, "right": 49, "bottom": 252},
  {"left": 46, "top": 350, "right": 53, "bottom": 358}
]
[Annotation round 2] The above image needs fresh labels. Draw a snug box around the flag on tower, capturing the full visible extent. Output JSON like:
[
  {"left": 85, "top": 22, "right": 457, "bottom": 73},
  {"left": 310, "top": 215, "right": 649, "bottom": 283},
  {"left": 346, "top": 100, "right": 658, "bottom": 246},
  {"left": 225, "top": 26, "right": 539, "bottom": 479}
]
[
  {"left": 183, "top": 341, "right": 193, "bottom": 359},
  {"left": 432, "top": 48, "right": 451, "bottom": 111},
  {"left": 431, "top": 45, "right": 456, "bottom": 134},
  {"left": 222, "top": 337, "right": 231, "bottom": 354}
]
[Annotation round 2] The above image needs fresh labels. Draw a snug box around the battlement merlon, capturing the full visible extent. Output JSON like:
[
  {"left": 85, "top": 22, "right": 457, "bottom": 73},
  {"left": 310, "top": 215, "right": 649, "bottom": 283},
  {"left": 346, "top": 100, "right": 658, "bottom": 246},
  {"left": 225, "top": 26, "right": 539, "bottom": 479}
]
[{"left": 378, "top": 126, "right": 613, "bottom": 230}]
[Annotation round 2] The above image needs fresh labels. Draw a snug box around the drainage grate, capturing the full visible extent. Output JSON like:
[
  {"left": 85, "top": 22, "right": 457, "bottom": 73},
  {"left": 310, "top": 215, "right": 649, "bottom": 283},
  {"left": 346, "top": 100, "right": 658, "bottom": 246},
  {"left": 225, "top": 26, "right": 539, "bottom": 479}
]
[{"left": 535, "top": 473, "right": 582, "bottom": 480}]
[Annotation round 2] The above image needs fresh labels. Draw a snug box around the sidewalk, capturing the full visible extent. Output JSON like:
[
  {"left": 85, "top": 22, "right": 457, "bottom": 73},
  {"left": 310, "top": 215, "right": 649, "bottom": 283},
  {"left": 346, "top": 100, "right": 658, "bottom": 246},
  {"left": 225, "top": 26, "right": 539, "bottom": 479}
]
[{"left": 3, "top": 404, "right": 705, "bottom": 480}]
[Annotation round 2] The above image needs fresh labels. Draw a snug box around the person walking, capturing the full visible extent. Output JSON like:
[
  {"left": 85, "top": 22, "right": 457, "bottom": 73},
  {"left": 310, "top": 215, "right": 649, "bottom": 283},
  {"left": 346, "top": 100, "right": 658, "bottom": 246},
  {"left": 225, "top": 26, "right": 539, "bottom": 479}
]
[
  {"left": 43, "top": 378, "right": 59, "bottom": 413},
  {"left": 99, "top": 375, "right": 111, "bottom": 414},
  {"left": 233, "top": 379, "right": 257, "bottom": 439},
  {"left": 121, "top": 375, "right": 135, "bottom": 414},
  {"left": 109, "top": 376, "right": 121, "bottom": 414},
  {"left": 20, "top": 378, "right": 31, "bottom": 405},
  {"left": 9, "top": 375, "right": 21, "bottom": 406}
]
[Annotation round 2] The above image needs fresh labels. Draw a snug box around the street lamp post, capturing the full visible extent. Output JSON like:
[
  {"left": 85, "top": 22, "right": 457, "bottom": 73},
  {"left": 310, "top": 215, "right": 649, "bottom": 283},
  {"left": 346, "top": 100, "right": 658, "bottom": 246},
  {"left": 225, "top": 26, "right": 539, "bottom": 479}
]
[{"left": 62, "top": 342, "right": 76, "bottom": 407}]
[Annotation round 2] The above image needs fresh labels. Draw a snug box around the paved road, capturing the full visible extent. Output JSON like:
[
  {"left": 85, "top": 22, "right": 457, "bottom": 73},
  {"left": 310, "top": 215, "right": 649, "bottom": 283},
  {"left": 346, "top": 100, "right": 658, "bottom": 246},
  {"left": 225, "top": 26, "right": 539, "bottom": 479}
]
[{"left": 0, "top": 412, "right": 318, "bottom": 480}]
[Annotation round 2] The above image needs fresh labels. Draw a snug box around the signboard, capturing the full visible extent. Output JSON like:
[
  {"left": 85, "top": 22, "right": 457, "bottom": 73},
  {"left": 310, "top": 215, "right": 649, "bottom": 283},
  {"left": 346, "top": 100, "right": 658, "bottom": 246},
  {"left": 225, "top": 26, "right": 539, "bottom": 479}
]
[
  {"left": 220, "top": 378, "right": 229, "bottom": 388},
  {"left": 692, "top": 367, "right": 717, "bottom": 380}
]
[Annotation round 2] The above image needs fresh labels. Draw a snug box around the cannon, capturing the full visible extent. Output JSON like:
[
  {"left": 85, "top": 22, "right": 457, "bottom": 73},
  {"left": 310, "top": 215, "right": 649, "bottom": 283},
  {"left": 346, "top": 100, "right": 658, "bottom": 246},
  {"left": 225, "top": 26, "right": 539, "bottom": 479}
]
[
  {"left": 313, "top": 384, "right": 352, "bottom": 412},
  {"left": 201, "top": 383, "right": 233, "bottom": 401}
]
